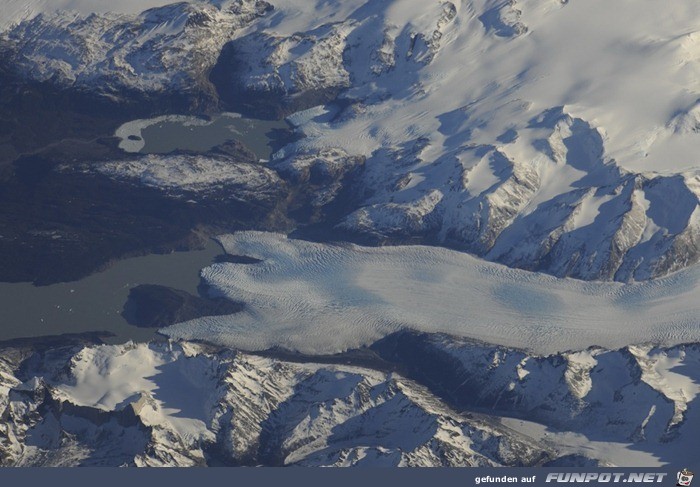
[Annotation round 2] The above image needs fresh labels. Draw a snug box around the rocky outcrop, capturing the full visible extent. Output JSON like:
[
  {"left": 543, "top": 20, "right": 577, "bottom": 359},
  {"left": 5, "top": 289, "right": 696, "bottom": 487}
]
[{"left": 122, "top": 285, "right": 244, "bottom": 328}]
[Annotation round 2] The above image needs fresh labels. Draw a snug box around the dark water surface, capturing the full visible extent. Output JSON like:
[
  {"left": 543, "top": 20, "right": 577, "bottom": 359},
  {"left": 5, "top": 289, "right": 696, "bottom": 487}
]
[
  {"left": 131, "top": 114, "right": 288, "bottom": 159},
  {"left": 0, "top": 240, "right": 222, "bottom": 343}
]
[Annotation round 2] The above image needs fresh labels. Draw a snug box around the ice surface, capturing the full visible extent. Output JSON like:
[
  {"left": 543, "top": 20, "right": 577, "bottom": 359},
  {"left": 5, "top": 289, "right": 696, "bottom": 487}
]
[
  {"left": 500, "top": 418, "right": 661, "bottom": 467},
  {"left": 162, "top": 232, "right": 700, "bottom": 355}
]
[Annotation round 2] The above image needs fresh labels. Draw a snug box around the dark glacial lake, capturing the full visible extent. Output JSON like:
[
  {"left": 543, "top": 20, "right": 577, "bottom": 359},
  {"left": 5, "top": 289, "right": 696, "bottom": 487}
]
[
  {"left": 0, "top": 240, "right": 223, "bottom": 344},
  {"left": 116, "top": 113, "right": 289, "bottom": 160},
  {"left": 0, "top": 112, "right": 291, "bottom": 344}
]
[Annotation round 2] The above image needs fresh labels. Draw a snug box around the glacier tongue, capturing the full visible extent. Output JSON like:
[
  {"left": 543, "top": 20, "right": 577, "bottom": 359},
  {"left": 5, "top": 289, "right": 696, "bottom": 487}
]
[{"left": 161, "top": 231, "right": 700, "bottom": 355}]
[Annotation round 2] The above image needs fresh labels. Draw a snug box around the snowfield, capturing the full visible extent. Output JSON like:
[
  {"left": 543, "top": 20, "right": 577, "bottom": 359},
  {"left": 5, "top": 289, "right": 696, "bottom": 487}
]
[
  {"left": 266, "top": 0, "right": 700, "bottom": 174},
  {"left": 0, "top": 341, "right": 563, "bottom": 467},
  {"left": 221, "top": 0, "right": 700, "bottom": 281},
  {"left": 255, "top": 0, "right": 700, "bottom": 281},
  {"left": 163, "top": 232, "right": 700, "bottom": 355}
]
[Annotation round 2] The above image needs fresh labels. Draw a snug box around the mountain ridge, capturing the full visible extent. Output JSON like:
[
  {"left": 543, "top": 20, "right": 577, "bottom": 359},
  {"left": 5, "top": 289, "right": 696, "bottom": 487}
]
[{"left": 3, "top": 0, "right": 697, "bottom": 281}]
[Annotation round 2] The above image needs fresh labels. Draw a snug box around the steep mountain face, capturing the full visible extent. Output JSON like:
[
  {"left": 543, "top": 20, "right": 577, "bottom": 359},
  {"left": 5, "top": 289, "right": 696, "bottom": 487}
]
[
  {"left": 2, "top": 0, "right": 699, "bottom": 281},
  {"left": 215, "top": 0, "right": 699, "bottom": 281},
  {"left": 372, "top": 332, "right": 700, "bottom": 467},
  {"left": 236, "top": 0, "right": 699, "bottom": 282},
  {"left": 1, "top": 336, "right": 698, "bottom": 467},
  {"left": 337, "top": 115, "right": 700, "bottom": 282},
  {"left": 0, "top": 341, "right": 559, "bottom": 467},
  {"left": 373, "top": 334, "right": 698, "bottom": 446},
  {"left": 1, "top": 0, "right": 179, "bottom": 31},
  {"left": 0, "top": 0, "right": 272, "bottom": 111}
]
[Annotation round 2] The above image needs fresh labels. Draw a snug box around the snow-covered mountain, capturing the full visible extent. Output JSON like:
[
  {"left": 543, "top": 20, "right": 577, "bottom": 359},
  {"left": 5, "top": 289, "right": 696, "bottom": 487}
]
[
  {"left": 228, "top": 0, "right": 700, "bottom": 281},
  {"left": 2, "top": 0, "right": 699, "bottom": 281},
  {"left": 372, "top": 332, "right": 700, "bottom": 467},
  {"left": 0, "top": 340, "right": 557, "bottom": 467},
  {"left": 1, "top": 335, "right": 697, "bottom": 467},
  {"left": 0, "top": 1, "right": 272, "bottom": 110},
  {"left": 0, "top": 0, "right": 180, "bottom": 31},
  {"left": 65, "top": 154, "right": 286, "bottom": 203}
]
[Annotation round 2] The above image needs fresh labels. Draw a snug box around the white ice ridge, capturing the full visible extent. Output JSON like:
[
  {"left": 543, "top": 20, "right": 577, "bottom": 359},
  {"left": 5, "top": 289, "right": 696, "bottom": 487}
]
[{"left": 162, "top": 232, "right": 700, "bottom": 355}]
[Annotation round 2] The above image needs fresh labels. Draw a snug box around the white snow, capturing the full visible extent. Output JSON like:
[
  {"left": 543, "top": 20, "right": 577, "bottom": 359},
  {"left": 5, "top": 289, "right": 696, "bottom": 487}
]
[
  {"left": 570, "top": 191, "right": 616, "bottom": 230},
  {"left": 0, "top": 0, "right": 178, "bottom": 31},
  {"left": 242, "top": 0, "right": 700, "bottom": 176},
  {"left": 462, "top": 151, "right": 501, "bottom": 196},
  {"left": 12, "top": 0, "right": 700, "bottom": 174},
  {"left": 4, "top": 0, "right": 699, "bottom": 279},
  {"left": 629, "top": 344, "right": 700, "bottom": 428},
  {"left": 90, "top": 153, "right": 280, "bottom": 194},
  {"left": 52, "top": 343, "right": 217, "bottom": 441},
  {"left": 162, "top": 231, "right": 700, "bottom": 355},
  {"left": 500, "top": 417, "right": 661, "bottom": 467},
  {"left": 221, "top": 0, "right": 699, "bottom": 280}
]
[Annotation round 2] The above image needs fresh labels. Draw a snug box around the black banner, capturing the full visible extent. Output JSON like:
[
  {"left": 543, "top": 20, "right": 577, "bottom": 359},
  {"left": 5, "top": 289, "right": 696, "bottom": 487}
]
[{"left": 0, "top": 466, "right": 697, "bottom": 487}]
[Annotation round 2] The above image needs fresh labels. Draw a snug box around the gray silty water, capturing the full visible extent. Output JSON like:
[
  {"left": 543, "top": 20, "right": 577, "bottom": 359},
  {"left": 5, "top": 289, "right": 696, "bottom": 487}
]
[
  {"left": 139, "top": 114, "right": 288, "bottom": 159},
  {"left": 0, "top": 240, "right": 223, "bottom": 343}
]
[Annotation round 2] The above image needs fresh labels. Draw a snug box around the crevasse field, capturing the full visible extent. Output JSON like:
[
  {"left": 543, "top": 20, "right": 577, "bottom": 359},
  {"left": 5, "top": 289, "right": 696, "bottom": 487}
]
[{"left": 163, "top": 232, "right": 700, "bottom": 355}]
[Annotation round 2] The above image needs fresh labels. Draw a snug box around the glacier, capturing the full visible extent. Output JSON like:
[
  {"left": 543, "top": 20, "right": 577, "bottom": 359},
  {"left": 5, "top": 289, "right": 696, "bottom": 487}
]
[{"left": 162, "top": 231, "right": 700, "bottom": 355}]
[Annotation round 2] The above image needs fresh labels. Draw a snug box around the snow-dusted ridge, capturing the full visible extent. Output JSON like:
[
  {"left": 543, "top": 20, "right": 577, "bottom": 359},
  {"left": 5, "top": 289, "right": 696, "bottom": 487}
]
[
  {"left": 0, "top": 0, "right": 178, "bottom": 31},
  {"left": 248, "top": 0, "right": 700, "bottom": 281},
  {"left": 2, "top": 337, "right": 700, "bottom": 466},
  {"left": 0, "top": 0, "right": 272, "bottom": 103},
  {"left": 2, "top": 0, "right": 699, "bottom": 280},
  {"left": 85, "top": 154, "right": 282, "bottom": 197},
  {"left": 162, "top": 232, "right": 700, "bottom": 355},
  {"left": 0, "top": 341, "right": 558, "bottom": 467}
]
